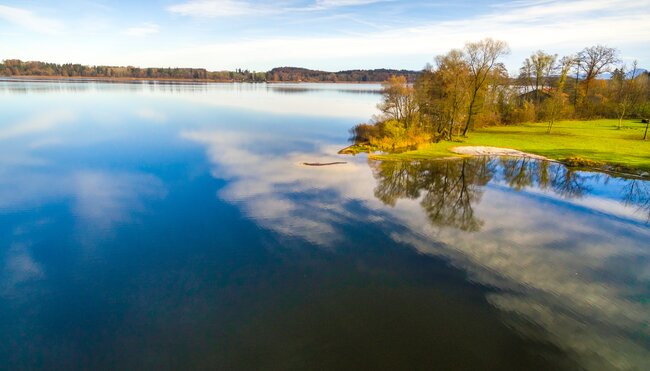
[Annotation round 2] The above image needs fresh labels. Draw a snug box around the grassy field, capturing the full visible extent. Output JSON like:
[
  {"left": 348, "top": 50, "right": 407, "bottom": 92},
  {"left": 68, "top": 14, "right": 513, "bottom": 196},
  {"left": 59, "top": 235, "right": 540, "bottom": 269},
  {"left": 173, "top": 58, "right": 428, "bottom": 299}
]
[{"left": 370, "top": 119, "right": 650, "bottom": 173}]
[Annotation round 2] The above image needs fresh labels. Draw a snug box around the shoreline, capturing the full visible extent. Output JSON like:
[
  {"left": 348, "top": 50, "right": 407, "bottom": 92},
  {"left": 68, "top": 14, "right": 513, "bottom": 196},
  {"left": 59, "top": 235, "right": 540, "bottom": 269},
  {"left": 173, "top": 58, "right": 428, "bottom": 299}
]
[
  {"left": 0, "top": 76, "right": 384, "bottom": 85},
  {"left": 346, "top": 144, "right": 649, "bottom": 180},
  {"left": 342, "top": 120, "right": 650, "bottom": 179},
  {"left": 448, "top": 146, "right": 550, "bottom": 160}
]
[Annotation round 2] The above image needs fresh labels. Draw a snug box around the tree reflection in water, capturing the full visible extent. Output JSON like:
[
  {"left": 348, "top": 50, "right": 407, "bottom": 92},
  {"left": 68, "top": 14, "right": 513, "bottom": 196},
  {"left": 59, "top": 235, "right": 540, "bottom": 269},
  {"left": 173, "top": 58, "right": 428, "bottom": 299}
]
[
  {"left": 622, "top": 179, "right": 650, "bottom": 220},
  {"left": 498, "top": 157, "right": 590, "bottom": 197},
  {"left": 371, "top": 157, "right": 603, "bottom": 231},
  {"left": 371, "top": 157, "right": 494, "bottom": 231}
]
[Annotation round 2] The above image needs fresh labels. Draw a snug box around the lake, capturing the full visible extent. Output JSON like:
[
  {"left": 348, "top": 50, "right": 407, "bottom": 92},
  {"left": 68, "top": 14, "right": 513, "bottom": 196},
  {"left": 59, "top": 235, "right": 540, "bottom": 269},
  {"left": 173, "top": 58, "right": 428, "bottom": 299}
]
[{"left": 0, "top": 80, "right": 648, "bottom": 370}]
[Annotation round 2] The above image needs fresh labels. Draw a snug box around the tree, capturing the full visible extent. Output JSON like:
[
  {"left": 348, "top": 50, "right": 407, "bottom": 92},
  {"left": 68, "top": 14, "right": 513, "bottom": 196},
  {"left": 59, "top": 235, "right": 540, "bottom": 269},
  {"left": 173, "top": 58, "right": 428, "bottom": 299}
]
[
  {"left": 518, "top": 57, "right": 533, "bottom": 95},
  {"left": 576, "top": 45, "right": 620, "bottom": 115},
  {"left": 414, "top": 66, "right": 445, "bottom": 138},
  {"left": 610, "top": 61, "right": 642, "bottom": 129},
  {"left": 462, "top": 38, "right": 510, "bottom": 136},
  {"left": 530, "top": 51, "right": 557, "bottom": 105},
  {"left": 378, "top": 75, "right": 418, "bottom": 128},
  {"left": 436, "top": 50, "right": 470, "bottom": 140},
  {"left": 543, "top": 56, "right": 573, "bottom": 133},
  {"left": 416, "top": 50, "right": 471, "bottom": 141},
  {"left": 637, "top": 73, "right": 650, "bottom": 140},
  {"left": 519, "top": 50, "right": 557, "bottom": 106}
]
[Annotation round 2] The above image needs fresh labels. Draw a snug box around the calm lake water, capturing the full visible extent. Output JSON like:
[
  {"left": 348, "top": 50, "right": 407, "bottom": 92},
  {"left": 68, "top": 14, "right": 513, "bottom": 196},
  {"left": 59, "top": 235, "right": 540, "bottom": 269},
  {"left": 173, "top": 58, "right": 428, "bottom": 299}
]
[{"left": 0, "top": 81, "right": 649, "bottom": 370}]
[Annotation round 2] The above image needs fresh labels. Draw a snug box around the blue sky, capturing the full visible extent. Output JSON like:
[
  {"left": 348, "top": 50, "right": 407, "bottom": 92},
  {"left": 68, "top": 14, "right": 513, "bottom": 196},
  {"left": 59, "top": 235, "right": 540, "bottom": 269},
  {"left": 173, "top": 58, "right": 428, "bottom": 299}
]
[{"left": 1, "top": 0, "right": 649, "bottom": 72}]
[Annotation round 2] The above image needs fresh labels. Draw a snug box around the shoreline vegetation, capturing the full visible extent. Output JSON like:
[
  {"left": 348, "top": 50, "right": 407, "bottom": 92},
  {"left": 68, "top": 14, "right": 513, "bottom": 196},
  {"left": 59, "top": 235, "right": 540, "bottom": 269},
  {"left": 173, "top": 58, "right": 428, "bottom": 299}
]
[
  {"left": 0, "top": 60, "right": 418, "bottom": 83},
  {"left": 341, "top": 120, "right": 650, "bottom": 177},
  {"left": 342, "top": 38, "right": 650, "bottom": 177},
  {"left": 0, "top": 75, "right": 386, "bottom": 84}
]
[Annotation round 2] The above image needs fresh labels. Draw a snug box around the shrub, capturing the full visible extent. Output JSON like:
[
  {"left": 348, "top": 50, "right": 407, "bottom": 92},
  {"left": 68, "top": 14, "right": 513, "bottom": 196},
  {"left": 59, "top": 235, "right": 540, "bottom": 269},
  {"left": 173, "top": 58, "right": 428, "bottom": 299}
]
[
  {"left": 350, "top": 123, "right": 380, "bottom": 143},
  {"left": 351, "top": 119, "right": 432, "bottom": 152}
]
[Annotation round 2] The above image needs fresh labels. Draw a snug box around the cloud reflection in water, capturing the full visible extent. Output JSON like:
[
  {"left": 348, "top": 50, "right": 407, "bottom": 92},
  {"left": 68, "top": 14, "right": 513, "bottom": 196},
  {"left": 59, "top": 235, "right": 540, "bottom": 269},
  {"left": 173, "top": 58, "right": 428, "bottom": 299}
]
[{"left": 185, "top": 129, "right": 650, "bottom": 369}]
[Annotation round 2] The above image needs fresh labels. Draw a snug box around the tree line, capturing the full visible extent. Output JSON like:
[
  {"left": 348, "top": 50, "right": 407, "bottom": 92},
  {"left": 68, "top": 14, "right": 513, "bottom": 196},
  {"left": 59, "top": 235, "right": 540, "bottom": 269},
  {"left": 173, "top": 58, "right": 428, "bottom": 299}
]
[
  {"left": 352, "top": 39, "right": 650, "bottom": 150},
  {"left": 0, "top": 60, "right": 418, "bottom": 83},
  {"left": 267, "top": 67, "right": 419, "bottom": 83},
  {"left": 0, "top": 60, "right": 267, "bottom": 82}
]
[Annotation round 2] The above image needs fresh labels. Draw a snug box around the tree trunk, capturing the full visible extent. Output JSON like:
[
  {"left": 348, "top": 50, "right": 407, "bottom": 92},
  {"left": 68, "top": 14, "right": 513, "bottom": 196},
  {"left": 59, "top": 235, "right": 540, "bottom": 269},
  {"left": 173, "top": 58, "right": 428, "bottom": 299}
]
[
  {"left": 462, "top": 92, "right": 477, "bottom": 137},
  {"left": 573, "top": 70, "right": 579, "bottom": 107},
  {"left": 618, "top": 106, "right": 625, "bottom": 129},
  {"left": 644, "top": 122, "right": 649, "bottom": 140},
  {"left": 448, "top": 104, "right": 457, "bottom": 141}
]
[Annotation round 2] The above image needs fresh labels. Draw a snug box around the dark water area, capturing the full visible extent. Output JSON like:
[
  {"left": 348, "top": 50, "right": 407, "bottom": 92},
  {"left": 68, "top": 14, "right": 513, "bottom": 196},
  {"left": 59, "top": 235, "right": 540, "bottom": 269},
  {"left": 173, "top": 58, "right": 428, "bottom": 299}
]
[{"left": 0, "top": 81, "right": 648, "bottom": 370}]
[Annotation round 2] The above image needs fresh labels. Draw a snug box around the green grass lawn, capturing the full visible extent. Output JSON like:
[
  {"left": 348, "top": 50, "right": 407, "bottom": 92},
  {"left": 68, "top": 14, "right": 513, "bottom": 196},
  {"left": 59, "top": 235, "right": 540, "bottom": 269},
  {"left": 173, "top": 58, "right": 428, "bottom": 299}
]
[{"left": 373, "top": 119, "right": 650, "bottom": 172}]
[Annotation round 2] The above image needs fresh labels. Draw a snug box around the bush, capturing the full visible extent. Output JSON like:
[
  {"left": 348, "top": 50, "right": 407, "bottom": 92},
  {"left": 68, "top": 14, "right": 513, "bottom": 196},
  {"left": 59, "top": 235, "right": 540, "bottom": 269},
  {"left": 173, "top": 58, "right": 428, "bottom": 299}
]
[
  {"left": 509, "top": 101, "right": 537, "bottom": 124},
  {"left": 350, "top": 123, "right": 380, "bottom": 143},
  {"left": 474, "top": 111, "right": 501, "bottom": 127},
  {"left": 351, "top": 119, "right": 432, "bottom": 152}
]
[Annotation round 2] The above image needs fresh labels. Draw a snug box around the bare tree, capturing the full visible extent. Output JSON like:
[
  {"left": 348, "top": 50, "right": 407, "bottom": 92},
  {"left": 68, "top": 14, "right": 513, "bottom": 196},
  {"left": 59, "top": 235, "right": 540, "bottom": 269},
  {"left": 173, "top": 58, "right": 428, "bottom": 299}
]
[
  {"left": 531, "top": 51, "right": 558, "bottom": 104},
  {"left": 462, "top": 38, "right": 510, "bottom": 136},
  {"left": 520, "top": 51, "right": 558, "bottom": 102},
  {"left": 577, "top": 45, "right": 620, "bottom": 114},
  {"left": 378, "top": 75, "right": 418, "bottom": 128},
  {"left": 544, "top": 56, "right": 573, "bottom": 133},
  {"left": 610, "top": 61, "right": 642, "bottom": 129},
  {"left": 518, "top": 57, "right": 534, "bottom": 95}
]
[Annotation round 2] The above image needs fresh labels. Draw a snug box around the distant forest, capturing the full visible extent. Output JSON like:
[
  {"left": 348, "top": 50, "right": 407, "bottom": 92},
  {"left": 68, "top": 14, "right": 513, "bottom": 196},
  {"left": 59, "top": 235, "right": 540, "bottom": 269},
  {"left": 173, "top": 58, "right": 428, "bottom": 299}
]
[
  {"left": 267, "top": 67, "right": 420, "bottom": 83},
  {"left": 0, "top": 60, "right": 419, "bottom": 83}
]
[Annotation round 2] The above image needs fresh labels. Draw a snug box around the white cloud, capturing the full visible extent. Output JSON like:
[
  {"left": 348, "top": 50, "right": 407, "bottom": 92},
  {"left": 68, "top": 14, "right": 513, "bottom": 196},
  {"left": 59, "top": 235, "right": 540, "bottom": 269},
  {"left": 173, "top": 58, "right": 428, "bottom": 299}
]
[
  {"left": 2, "top": 0, "right": 649, "bottom": 72},
  {"left": 166, "top": 0, "right": 389, "bottom": 18},
  {"left": 73, "top": 171, "right": 166, "bottom": 231},
  {"left": 167, "top": 0, "right": 265, "bottom": 17},
  {"left": 0, "top": 5, "right": 63, "bottom": 34},
  {"left": 0, "top": 111, "right": 76, "bottom": 141},
  {"left": 394, "top": 189, "right": 650, "bottom": 369},
  {"left": 181, "top": 130, "right": 376, "bottom": 245},
  {"left": 315, "top": 0, "right": 388, "bottom": 8},
  {"left": 135, "top": 108, "right": 167, "bottom": 122},
  {"left": 1, "top": 243, "right": 44, "bottom": 295},
  {"left": 136, "top": 0, "right": 650, "bottom": 71},
  {"left": 124, "top": 22, "right": 160, "bottom": 37},
  {"left": 491, "top": 0, "right": 637, "bottom": 16}
]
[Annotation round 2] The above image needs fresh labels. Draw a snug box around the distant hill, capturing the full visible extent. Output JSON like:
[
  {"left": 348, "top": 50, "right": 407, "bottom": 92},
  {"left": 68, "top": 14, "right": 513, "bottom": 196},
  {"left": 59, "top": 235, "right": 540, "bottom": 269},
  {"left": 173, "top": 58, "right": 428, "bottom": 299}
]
[{"left": 267, "top": 67, "right": 420, "bottom": 83}]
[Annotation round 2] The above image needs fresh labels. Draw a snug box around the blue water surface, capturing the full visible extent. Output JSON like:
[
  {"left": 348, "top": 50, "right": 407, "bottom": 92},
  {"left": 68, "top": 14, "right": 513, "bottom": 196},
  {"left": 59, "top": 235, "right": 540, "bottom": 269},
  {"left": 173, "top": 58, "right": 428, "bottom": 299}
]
[{"left": 0, "top": 81, "right": 648, "bottom": 370}]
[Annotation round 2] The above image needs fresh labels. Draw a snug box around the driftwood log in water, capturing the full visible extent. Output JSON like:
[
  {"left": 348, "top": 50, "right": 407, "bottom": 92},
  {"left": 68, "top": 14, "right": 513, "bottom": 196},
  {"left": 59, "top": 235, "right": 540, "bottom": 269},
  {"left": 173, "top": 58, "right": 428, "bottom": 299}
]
[{"left": 302, "top": 162, "right": 347, "bottom": 166}]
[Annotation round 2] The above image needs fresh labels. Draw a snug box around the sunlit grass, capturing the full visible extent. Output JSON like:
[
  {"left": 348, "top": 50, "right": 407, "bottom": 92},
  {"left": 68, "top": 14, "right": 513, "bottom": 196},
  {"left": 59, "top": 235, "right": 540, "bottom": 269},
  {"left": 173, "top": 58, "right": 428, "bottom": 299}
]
[{"left": 371, "top": 119, "right": 650, "bottom": 172}]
